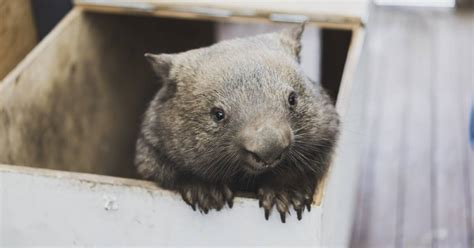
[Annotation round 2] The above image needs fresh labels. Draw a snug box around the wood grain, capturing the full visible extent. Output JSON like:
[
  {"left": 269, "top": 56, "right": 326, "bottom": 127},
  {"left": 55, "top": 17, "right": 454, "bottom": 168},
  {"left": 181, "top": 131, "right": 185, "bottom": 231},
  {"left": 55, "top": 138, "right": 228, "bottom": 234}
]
[
  {"left": 351, "top": 9, "right": 396, "bottom": 246},
  {"left": 397, "top": 11, "right": 433, "bottom": 247},
  {"left": 0, "top": 163, "right": 325, "bottom": 246},
  {"left": 351, "top": 6, "right": 474, "bottom": 247},
  {"left": 0, "top": 0, "right": 37, "bottom": 80},
  {"left": 74, "top": 0, "right": 368, "bottom": 30},
  {"left": 0, "top": 10, "right": 215, "bottom": 178},
  {"left": 431, "top": 11, "right": 472, "bottom": 247}
]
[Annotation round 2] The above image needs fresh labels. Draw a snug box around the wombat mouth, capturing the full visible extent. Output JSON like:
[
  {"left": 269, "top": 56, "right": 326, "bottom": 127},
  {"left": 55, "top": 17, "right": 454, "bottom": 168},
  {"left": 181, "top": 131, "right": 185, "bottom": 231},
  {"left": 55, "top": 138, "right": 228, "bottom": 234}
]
[
  {"left": 243, "top": 165, "right": 272, "bottom": 175},
  {"left": 243, "top": 156, "right": 283, "bottom": 175}
]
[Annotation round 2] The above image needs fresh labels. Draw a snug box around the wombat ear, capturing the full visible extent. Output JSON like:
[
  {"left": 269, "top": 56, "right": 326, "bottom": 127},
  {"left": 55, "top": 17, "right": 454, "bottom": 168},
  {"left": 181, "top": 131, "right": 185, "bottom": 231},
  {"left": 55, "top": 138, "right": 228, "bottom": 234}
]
[
  {"left": 145, "top": 53, "right": 177, "bottom": 102},
  {"left": 279, "top": 22, "right": 306, "bottom": 62},
  {"left": 144, "top": 53, "right": 174, "bottom": 79}
]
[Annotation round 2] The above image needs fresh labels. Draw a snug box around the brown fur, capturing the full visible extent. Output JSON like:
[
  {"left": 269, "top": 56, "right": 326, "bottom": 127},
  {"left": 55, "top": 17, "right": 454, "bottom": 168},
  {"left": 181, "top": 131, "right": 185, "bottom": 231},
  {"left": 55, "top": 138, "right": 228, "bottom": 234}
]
[{"left": 135, "top": 24, "right": 339, "bottom": 222}]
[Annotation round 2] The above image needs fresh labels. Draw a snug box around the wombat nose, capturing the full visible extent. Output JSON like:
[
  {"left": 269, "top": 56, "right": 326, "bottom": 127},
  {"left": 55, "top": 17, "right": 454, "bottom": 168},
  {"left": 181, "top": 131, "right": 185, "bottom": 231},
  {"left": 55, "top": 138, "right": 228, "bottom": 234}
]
[
  {"left": 240, "top": 120, "right": 292, "bottom": 166},
  {"left": 244, "top": 145, "right": 287, "bottom": 166}
]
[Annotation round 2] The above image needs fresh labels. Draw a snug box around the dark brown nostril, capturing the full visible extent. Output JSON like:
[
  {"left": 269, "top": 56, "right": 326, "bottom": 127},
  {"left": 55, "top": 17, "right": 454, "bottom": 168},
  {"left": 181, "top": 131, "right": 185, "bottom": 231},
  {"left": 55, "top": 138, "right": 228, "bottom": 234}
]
[
  {"left": 244, "top": 147, "right": 285, "bottom": 166},
  {"left": 249, "top": 151, "right": 262, "bottom": 163}
]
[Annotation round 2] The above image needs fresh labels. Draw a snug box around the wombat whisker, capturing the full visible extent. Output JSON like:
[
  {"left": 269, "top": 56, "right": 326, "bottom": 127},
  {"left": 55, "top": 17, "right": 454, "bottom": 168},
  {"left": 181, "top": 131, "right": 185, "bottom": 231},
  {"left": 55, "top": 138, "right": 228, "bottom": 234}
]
[
  {"left": 198, "top": 152, "right": 231, "bottom": 179},
  {"left": 206, "top": 153, "right": 238, "bottom": 182},
  {"left": 292, "top": 151, "right": 312, "bottom": 168},
  {"left": 245, "top": 174, "right": 254, "bottom": 190},
  {"left": 287, "top": 153, "right": 310, "bottom": 173},
  {"left": 219, "top": 154, "right": 239, "bottom": 180},
  {"left": 290, "top": 149, "right": 324, "bottom": 174},
  {"left": 270, "top": 165, "right": 286, "bottom": 177},
  {"left": 284, "top": 155, "right": 306, "bottom": 173},
  {"left": 294, "top": 139, "right": 334, "bottom": 150}
]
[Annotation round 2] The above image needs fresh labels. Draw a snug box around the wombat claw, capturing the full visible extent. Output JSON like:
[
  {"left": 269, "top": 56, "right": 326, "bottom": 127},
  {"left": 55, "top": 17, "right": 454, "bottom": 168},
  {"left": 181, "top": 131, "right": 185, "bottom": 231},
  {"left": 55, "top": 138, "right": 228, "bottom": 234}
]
[
  {"left": 258, "top": 187, "right": 312, "bottom": 223},
  {"left": 179, "top": 183, "right": 234, "bottom": 213}
]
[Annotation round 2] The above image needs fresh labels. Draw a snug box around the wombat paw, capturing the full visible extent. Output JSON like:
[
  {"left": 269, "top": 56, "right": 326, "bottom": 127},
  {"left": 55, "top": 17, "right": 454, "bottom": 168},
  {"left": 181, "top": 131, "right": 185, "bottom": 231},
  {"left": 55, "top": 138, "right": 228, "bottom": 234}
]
[
  {"left": 179, "top": 183, "right": 234, "bottom": 213},
  {"left": 257, "top": 187, "right": 313, "bottom": 223}
]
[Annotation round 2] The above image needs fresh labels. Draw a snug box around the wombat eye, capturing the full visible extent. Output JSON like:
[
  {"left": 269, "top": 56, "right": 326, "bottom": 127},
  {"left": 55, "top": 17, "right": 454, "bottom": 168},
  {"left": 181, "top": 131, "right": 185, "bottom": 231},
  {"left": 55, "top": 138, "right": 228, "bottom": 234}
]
[
  {"left": 288, "top": 92, "right": 298, "bottom": 106},
  {"left": 211, "top": 107, "right": 225, "bottom": 122}
]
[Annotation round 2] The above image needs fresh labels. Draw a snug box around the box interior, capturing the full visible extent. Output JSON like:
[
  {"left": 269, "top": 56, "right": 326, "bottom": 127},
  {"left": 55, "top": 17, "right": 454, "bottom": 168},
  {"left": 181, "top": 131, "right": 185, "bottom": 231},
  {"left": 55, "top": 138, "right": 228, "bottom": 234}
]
[{"left": 0, "top": 11, "right": 352, "bottom": 188}]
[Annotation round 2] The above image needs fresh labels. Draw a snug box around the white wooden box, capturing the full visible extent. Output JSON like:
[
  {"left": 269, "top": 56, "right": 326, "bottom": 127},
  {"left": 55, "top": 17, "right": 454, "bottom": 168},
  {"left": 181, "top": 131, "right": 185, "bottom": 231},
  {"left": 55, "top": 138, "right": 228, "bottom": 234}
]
[{"left": 0, "top": 1, "right": 366, "bottom": 246}]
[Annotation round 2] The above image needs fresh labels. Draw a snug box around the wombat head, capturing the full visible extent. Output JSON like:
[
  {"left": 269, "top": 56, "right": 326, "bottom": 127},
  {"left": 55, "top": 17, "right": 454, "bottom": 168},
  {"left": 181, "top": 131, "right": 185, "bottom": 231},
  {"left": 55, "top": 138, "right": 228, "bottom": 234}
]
[{"left": 140, "top": 24, "right": 339, "bottom": 182}]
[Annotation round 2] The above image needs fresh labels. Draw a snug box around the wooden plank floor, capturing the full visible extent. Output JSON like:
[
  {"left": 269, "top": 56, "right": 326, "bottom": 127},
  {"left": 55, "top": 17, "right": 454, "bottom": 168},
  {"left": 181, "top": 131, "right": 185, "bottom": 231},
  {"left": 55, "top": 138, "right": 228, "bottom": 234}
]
[{"left": 350, "top": 6, "right": 474, "bottom": 247}]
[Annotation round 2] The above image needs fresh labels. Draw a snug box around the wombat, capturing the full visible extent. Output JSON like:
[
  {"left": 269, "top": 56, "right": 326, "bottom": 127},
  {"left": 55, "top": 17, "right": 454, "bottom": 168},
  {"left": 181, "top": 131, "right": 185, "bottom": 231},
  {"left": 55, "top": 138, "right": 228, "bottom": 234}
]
[{"left": 135, "top": 23, "right": 339, "bottom": 223}]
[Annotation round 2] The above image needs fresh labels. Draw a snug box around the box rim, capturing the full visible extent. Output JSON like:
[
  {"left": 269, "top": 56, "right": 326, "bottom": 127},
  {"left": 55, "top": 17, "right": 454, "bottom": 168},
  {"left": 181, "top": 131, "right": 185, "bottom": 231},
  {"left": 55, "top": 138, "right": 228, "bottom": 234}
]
[{"left": 74, "top": 0, "right": 367, "bottom": 30}]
